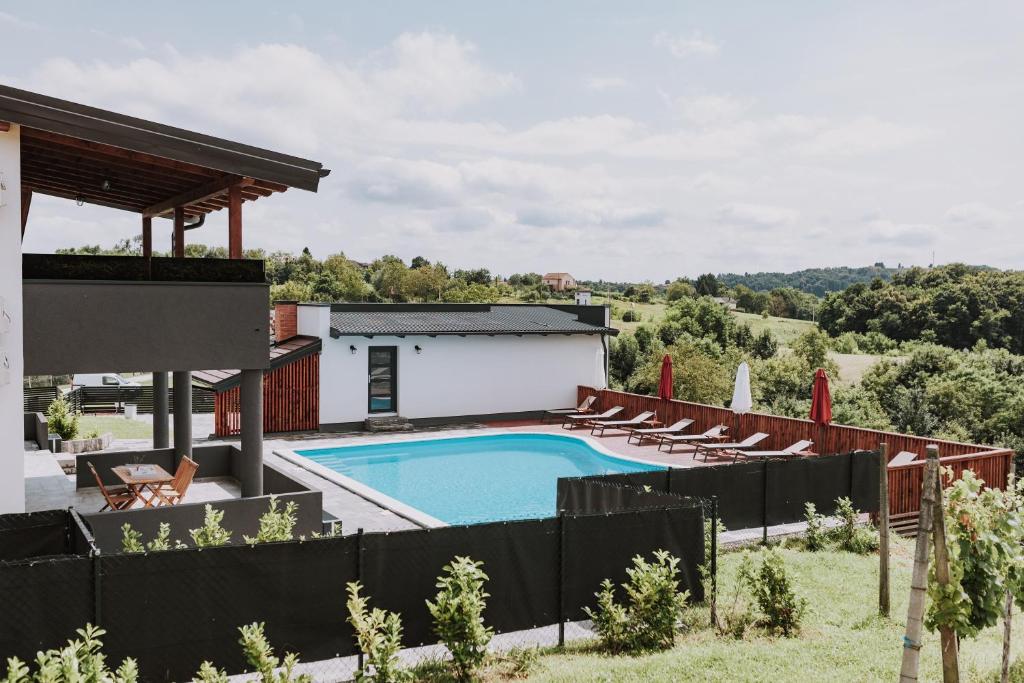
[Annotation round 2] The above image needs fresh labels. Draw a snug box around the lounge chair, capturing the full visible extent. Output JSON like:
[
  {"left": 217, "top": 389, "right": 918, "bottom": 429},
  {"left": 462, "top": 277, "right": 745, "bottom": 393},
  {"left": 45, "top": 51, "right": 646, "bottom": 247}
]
[
  {"left": 543, "top": 395, "right": 597, "bottom": 423},
  {"left": 887, "top": 450, "right": 917, "bottom": 467},
  {"left": 562, "top": 406, "right": 623, "bottom": 429},
  {"left": 693, "top": 432, "right": 771, "bottom": 462},
  {"left": 657, "top": 425, "right": 729, "bottom": 454},
  {"left": 627, "top": 418, "right": 695, "bottom": 445},
  {"left": 731, "top": 439, "right": 814, "bottom": 464},
  {"left": 590, "top": 411, "right": 656, "bottom": 437},
  {"left": 87, "top": 461, "right": 135, "bottom": 512},
  {"left": 154, "top": 456, "right": 199, "bottom": 506}
]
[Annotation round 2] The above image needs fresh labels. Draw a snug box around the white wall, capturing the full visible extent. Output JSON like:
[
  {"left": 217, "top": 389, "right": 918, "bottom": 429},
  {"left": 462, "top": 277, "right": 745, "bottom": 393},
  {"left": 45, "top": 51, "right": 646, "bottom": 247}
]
[
  {"left": 0, "top": 126, "right": 25, "bottom": 512},
  {"left": 298, "top": 306, "right": 608, "bottom": 425}
]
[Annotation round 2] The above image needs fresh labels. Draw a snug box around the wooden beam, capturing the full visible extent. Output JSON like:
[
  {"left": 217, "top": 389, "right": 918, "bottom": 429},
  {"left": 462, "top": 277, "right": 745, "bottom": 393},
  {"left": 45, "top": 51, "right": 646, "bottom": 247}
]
[
  {"left": 20, "top": 188, "right": 32, "bottom": 238},
  {"left": 228, "top": 184, "right": 242, "bottom": 259},
  {"left": 142, "top": 216, "right": 153, "bottom": 257},
  {"left": 173, "top": 206, "right": 185, "bottom": 257},
  {"left": 0, "top": 121, "right": 11, "bottom": 132},
  {"left": 143, "top": 175, "right": 254, "bottom": 218}
]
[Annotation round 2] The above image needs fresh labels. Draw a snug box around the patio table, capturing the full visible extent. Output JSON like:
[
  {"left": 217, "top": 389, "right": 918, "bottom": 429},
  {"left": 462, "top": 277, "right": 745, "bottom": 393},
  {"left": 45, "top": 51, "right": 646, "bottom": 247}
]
[{"left": 112, "top": 464, "right": 174, "bottom": 508}]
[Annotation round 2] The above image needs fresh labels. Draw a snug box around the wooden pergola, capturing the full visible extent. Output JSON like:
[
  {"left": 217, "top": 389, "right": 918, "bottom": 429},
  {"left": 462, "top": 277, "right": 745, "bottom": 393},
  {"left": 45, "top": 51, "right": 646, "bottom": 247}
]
[{"left": 2, "top": 84, "right": 328, "bottom": 259}]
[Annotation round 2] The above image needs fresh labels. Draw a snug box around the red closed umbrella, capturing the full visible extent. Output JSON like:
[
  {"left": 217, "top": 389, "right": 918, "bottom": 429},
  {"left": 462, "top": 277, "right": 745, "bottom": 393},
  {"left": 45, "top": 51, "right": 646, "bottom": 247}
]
[
  {"left": 657, "top": 354, "right": 673, "bottom": 401},
  {"left": 809, "top": 368, "right": 832, "bottom": 425}
]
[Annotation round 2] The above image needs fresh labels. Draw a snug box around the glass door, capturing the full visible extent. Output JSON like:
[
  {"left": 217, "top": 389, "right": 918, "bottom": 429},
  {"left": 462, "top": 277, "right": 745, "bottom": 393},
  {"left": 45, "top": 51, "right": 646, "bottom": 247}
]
[{"left": 368, "top": 346, "right": 398, "bottom": 413}]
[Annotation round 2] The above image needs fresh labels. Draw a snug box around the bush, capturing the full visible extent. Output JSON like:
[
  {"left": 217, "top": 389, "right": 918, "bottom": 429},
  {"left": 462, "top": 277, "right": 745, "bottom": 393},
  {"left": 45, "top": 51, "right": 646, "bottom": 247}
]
[
  {"left": 585, "top": 550, "right": 690, "bottom": 653},
  {"left": 717, "top": 552, "right": 756, "bottom": 639},
  {"left": 803, "top": 503, "right": 828, "bottom": 551},
  {"left": 621, "top": 308, "right": 641, "bottom": 323},
  {"left": 426, "top": 556, "right": 493, "bottom": 680},
  {"left": 197, "top": 622, "right": 311, "bottom": 683},
  {"left": 0, "top": 624, "right": 138, "bottom": 683},
  {"left": 751, "top": 330, "right": 779, "bottom": 359},
  {"left": 746, "top": 549, "right": 806, "bottom": 636},
  {"left": 46, "top": 394, "right": 80, "bottom": 441},
  {"left": 346, "top": 582, "right": 409, "bottom": 682},
  {"left": 190, "top": 505, "right": 232, "bottom": 547},
  {"left": 830, "top": 497, "right": 879, "bottom": 554},
  {"left": 121, "top": 523, "right": 145, "bottom": 554},
  {"left": 244, "top": 496, "right": 298, "bottom": 544}
]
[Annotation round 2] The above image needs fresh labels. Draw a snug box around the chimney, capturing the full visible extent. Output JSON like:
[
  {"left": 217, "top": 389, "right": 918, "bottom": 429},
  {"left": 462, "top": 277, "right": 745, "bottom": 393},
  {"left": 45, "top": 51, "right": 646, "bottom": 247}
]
[{"left": 274, "top": 301, "right": 298, "bottom": 343}]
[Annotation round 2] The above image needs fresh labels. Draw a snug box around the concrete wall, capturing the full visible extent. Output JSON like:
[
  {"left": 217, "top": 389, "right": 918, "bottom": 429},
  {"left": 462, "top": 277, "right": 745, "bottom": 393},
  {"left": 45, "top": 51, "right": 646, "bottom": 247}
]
[
  {"left": 297, "top": 305, "right": 608, "bottom": 426},
  {"left": 23, "top": 280, "right": 270, "bottom": 375},
  {"left": 0, "top": 125, "right": 24, "bottom": 512}
]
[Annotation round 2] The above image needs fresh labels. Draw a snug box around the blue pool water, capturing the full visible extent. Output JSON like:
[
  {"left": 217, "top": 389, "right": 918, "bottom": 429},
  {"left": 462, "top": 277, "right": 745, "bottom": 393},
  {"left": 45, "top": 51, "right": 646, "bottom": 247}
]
[{"left": 296, "top": 433, "right": 664, "bottom": 525}]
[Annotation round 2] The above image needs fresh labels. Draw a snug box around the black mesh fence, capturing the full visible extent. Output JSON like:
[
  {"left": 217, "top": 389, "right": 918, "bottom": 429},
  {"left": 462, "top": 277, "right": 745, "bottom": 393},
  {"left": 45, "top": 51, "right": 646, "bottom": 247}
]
[{"left": 0, "top": 509, "right": 70, "bottom": 560}]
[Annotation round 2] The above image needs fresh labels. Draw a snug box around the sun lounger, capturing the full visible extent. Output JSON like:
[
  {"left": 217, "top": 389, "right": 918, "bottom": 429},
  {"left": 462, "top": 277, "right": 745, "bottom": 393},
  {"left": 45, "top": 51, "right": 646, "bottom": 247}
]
[
  {"left": 627, "top": 418, "right": 695, "bottom": 445},
  {"left": 693, "top": 432, "right": 771, "bottom": 462},
  {"left": 543, "top": 395, "right": 597, "bottom": 423},
  {"left": 730, "top": 439, "right": 814, "bottom": 464},
  {"left": 657, "top": 425, "right": 729, "bottom": 454},
  {"left": 887, "top": 450, "right": 918, "bottom": 467},
  {"left": 562, "top": 406, "right": 623, "bottom": 429},
  {"left": 590, "top": 411, "right": 656, "bottom": 437}
]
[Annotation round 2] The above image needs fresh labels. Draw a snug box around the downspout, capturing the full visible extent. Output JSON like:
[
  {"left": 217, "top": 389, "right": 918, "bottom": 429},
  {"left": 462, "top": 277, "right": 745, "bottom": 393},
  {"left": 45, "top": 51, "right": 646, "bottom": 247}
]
[
  {"left": 169, "top": 214, "right": 205, "bottom": 255},
  {"left": 602, "top": 334, "right": 609, "bottom": 389}
]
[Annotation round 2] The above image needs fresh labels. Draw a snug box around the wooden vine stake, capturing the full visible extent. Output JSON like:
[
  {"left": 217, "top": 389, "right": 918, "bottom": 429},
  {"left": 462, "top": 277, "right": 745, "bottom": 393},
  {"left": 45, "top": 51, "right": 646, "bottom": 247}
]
[
  {"left": 1001, "top": 460, "right": 1016, "bottom": 683},
  {"left": 879, "top": 442, "right": 890, "bottom": 617},
  {"left": 929, "top": 446, "right": 960, "bottom": 682},
  {"left": 899, "top": 444, "right": 940, "bottom": 683}
]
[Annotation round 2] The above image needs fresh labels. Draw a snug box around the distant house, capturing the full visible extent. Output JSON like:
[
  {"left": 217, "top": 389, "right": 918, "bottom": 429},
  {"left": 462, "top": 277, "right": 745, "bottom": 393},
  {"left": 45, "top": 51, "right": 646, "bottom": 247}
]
[
  {"left": 278, "top": 301, "right": 616, "bottom": 430},
  {"left": 542, "top": 272, "right": 577, "bottom": 291}
]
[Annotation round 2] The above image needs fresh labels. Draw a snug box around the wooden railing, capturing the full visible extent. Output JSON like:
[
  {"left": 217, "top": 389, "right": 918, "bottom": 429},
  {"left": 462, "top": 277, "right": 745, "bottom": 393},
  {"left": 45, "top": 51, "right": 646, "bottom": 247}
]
[{"left": 578, "top": 386, "right": 1015, "bottom": 516}]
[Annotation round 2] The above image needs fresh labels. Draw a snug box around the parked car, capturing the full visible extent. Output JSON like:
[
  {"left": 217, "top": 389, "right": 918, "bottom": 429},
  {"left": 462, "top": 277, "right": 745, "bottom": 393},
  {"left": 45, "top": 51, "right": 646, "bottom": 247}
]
[{"left": 71, "top": 373, "right": 142, "bottom": 389}]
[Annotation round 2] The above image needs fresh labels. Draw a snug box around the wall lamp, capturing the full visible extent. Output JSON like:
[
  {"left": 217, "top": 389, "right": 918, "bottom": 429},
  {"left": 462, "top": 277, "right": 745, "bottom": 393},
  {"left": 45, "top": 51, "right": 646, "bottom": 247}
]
[
  {"left": 349, "top": 345, "right": 357, "bottom": 354},
  {"left": 414, "top": 345, "right": 423, "bottom": 354}
]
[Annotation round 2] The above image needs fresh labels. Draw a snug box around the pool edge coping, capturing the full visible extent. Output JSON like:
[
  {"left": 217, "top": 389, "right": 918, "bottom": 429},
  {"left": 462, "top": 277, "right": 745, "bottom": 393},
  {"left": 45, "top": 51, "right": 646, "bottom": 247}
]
[{"left": 273, "top": 429, "right": 672, "bottom": 529}]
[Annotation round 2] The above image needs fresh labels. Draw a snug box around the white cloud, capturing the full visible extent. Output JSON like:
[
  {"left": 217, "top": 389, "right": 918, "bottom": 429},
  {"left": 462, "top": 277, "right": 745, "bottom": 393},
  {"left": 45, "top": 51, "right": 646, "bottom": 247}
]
[
  {"left": 796, "top": 117, "right": 930, "bottom": 157},
  {"left": 865, "top": 219, "right": 938, "bottom": 245},
  {"left": 717, "top": 203, "right": 800, "bottom": 228},
  {"left": 585, "top": 76, "right": 627, "bottom": 91},
  {"left": 674, "top": 94, "right": 749, "bottom": 126},
  {"left": 654, "top": 31, "right": 720, "bottom": 58},
  {"left": 0, "top": 11, "right": 38, "bottom": 30},
  {"left": 944, "top": 202, "right": 1008, "bottom": 230}
]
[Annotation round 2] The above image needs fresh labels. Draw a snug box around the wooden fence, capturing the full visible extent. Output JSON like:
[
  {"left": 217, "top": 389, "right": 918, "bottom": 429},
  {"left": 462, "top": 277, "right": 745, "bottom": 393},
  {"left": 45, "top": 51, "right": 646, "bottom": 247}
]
[
  {"left": 579, "top": 386, "right": 1015, "bottom": 516},
  {"left": 214, "top": 353, "right": 319, "bottom": 437},
  {"left": 23, "top": 385, "right": 214, "bottom": 415}
]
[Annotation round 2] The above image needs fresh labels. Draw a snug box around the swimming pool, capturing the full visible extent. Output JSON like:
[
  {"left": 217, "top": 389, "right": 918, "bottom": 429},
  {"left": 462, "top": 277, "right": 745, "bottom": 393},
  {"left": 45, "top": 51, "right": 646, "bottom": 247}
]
[{"left": 290, "top": 433, "right": 665, "bottom": 526}]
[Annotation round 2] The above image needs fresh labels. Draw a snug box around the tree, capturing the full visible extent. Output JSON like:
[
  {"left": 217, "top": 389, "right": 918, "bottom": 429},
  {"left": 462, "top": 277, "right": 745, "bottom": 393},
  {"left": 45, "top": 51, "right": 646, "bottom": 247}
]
[
  {"left": 370, "top": 256, "right": 408, "bottom": 301},
  {"left": 403, "top": 264, "right": 449, "bottom": 301},
  {"left": 695, "top": 273, "right": 722, "bottom": 297},
  {"left": 751, "top": 330, "right": 778, "bottom": 359},
  {"left": 609, "top": 334, "right": 640, "bottom": 386},
  {"left": 790, "top": 328, "right": 832, "bottom": 370},
  {"left": 410, "top": 255, "right": 431, "bottom": 269},
  {"left": 666, "top": 280, "right": 695, "bottom": 301}
]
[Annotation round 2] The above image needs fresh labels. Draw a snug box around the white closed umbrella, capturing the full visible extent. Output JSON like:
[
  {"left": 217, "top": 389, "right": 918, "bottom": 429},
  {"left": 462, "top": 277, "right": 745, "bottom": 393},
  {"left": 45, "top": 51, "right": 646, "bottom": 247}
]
[{"left": 730, "top": 362, "right": 753, "bottom": 443}]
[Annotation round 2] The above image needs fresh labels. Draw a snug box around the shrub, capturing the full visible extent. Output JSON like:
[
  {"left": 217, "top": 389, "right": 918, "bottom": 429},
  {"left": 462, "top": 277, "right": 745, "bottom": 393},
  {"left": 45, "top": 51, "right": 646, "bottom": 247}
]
[
  {"left": 803, "top": 502, "right": 828, "bottom": 551},
  {"left": 503, "top": 647, "right": 540, "bottom": 679},
  {"left": 190, "top": 505, "right": 232, "bottom": 547},
  {"left": 585, "top": 550, "right": 690, "bottom": 652},
  {"left": 0, "top": 624, "right": 138, "bottom": 683},
  {"left": 197, "top": 622, "right": 311, "bottom": 683},
  {"left": 46, "top": 394, "right": 80, "bottom": 441},
  {"left": 751, "top": 330, "right": 779, "bottom": 359},
  {"left": 717, "top": 552, "right": 756, "bottom": 639},
  {"left": 244, "top": 496, "right": 298, "bottom": 544},
  {"left": 746, "top": 549, "right": 806, "bottom": 636},
  {"left": 121, "top": 523, "right": 144, "bottom": 554},
  {"left": 346, "top": 581, "right": 409, "bottom": 682},
  {"left": 830, "top": 497, "right": 879, "bottom": 554},
  {"left": 621, "top": 309, "right": 641, "bottom": 323},
  {"left": 147, "top": 522, "right": 173, "bottom": 551},
  {"left": 426, "top": 556, "right": 493, "bottom": 680}
]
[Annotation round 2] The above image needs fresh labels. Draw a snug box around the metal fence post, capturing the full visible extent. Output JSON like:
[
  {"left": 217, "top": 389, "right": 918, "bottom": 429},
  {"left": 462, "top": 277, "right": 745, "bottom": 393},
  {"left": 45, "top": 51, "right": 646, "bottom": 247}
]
[
  {"left": 92, "top": 552, "right": 102, "bottom": 627},
  {"left": 710, "top": 496, "right": 719, "bottom": 626},
  {"left": 557, "top": 511, "right": 565, "bottom": 648},
  {"left": 356, "top": 527, "right": 364, "bottom": 672},
  {"left": 762, "top": 460, "right": 769, "bottom": 545}
]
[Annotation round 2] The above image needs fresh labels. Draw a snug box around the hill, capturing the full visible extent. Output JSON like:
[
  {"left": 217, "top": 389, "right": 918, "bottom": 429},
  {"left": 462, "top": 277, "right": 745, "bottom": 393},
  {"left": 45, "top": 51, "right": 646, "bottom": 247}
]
[{"left": 717, "top": 265, "right": 903, "bottom": 296}]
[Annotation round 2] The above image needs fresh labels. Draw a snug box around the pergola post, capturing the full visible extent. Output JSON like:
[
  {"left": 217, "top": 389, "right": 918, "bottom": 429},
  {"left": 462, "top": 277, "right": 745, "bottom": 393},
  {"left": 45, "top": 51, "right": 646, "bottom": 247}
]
[
  {"left": 142, "top": 216, "right": 153, "bottom": 258},
  {"left": 172, "top": 370, "right": 192, "bottom": 458},
  {"left": 228, "top": 184, "right": 242, "bottom": 259},
  {"left": 153, "top": 371, "right": 169, "bottom": 448},
  {"left": 239, "top": 368, "right": 264, "bottom": 497},
  {"left": 173, "top": 206, "right": 185, "bottom": 257}
]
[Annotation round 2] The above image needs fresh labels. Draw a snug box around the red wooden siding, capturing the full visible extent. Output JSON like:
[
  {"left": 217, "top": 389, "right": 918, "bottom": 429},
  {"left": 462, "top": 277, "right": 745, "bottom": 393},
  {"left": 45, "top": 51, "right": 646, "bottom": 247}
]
[
  {"left": 215, "top": 353, "right": 319, "bottom": 436},
  {"left": 579, "top": 386, "right": 1013, "bottom": 517}
]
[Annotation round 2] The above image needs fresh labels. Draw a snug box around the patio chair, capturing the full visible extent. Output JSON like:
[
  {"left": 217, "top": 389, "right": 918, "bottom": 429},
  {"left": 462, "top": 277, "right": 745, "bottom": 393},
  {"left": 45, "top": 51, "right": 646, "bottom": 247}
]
[
  {"left": 87, "top": 462, "right": 135, "bottom": 512},
  {"left": 590, "top": 411, "right": 656, "bottom": 437},
  {"left": 657, "top": 425, "right": 729, "bottom": 454},
  {"left": 153, "top": 456, "right": 199, "bottom": 506},
  {"left": 543, "top": 395, "right": 597, "bottom": 423},
  {"left": 627, "top": 418, "right": 695, "bottom": 445},
  {"left": 562, "top": 406, "right": 623, "bottom": 430},
  {"left": 731, "top": 439, "right": 814, "bottom": 464},
  {"left": 693, "top": 432, "right": 771, "bottom": 462}
]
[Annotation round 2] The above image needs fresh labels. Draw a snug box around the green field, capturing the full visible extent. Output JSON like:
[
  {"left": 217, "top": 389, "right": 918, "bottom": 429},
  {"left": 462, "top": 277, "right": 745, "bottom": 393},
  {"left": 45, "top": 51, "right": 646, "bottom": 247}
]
[
  {"left": 77, "top": 415, "right": 152, "bottom": 440},
  {"left": 519, "top": 543, "right": 1021, "bottom": 682},
  {"left": 731, "top": 310, "right": 816, "bottom": 345}
]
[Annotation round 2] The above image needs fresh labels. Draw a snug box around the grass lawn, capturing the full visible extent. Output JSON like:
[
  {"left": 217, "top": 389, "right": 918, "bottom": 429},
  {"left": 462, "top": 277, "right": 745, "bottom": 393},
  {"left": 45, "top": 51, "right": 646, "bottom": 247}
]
[
  {"left": 524, "top": 542, "right": 1022, "bottom": 682},
  {"left": 78, "top": 415, "right": 152, "bottom": 440},
  {"left": 731, "top": 310, "right": 817, "bottom": 346}
]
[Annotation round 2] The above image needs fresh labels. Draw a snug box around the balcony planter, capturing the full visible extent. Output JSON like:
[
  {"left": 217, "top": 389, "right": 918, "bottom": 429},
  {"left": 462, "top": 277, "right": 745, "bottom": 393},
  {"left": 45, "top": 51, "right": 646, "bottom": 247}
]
[{"left": 60, "top": 431, "right": 113, "bottom": 455}]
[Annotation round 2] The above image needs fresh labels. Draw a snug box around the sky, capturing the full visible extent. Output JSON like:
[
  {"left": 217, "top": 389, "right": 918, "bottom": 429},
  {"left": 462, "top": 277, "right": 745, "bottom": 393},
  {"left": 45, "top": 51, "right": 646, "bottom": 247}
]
[{"left": 5, "top": 1, "right": 1023, "bottom": 282}]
